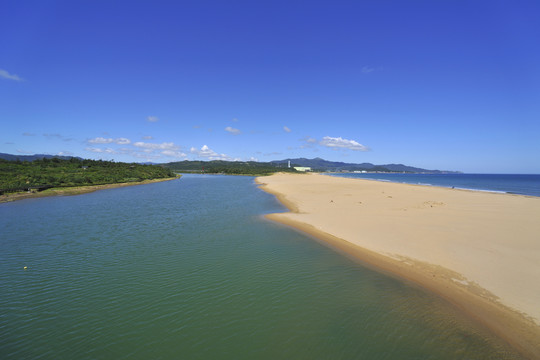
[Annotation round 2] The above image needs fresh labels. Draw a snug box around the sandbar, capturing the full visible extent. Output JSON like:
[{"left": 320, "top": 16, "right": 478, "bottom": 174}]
[{"left": 256, "top": 173, "right": 540, "bottom": 359}]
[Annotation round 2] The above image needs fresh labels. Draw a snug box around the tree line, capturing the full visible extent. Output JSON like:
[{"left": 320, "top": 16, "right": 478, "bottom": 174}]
[
  {"left": 0, "top": 157, "right": 176, "bottom": 194},
  {"left": 162, "top": 160, "right": 298, "bottom": 175}
]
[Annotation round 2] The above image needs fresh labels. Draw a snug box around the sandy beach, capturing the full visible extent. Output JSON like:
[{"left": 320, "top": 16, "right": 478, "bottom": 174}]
[{"left": 256, "top": 173, "right": 540, "bottom": 359}]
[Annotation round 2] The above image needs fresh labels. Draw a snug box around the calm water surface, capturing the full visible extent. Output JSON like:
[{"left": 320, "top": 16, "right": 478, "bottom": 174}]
[{"left": 0, "top": 175, "right": 523, "bottom": 359}]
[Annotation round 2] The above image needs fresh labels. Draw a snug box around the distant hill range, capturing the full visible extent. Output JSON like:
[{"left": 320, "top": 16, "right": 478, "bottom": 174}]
[
  {"left": 0, "top": 153, "right": 460, "bottom": 174},
  {"left": 0, "top": 153, "right": 82, "bottom": 161},
  {"left": 272, "top": 157, "right": 460, "bottom": 174}
]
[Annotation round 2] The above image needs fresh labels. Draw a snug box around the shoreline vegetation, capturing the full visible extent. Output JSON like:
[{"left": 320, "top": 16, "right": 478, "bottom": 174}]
[
  {"left": 0, "top": 157, "right": 180, "bottom": 203},
  {"left": 256, "top": 173, "right": 540, "bottom": 359},
  {"left": 163, "top": 159, "right": 298, "bottom": 175},
  {"left": 0, "top": 176, "right": 179, "bottom": 203}
]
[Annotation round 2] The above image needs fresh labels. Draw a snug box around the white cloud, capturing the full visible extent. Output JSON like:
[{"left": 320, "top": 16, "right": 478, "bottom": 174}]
[
  {"left": 190, "top": 145, "right": 239, "bottom": 161},
  {"left": 135, "top": 154, "right": 161, "bottom": 161},
  {"left": 320, "top": 136, "right": 369, "bottom": 151},
  {"left": 43, "top": 133, "right": 63, "bottom": 139},
  {"left": 0, "top": 69, "right": 24, "bottom": 81},
  {"left": 88, "top": 137, "right": 131, "bottom": 145},
  {"left": 161, "top": 150, "right": 187, "bottom": 158},
  {"left": 133, "top": 141, "right": 178, "bottom": 150},
  {"left": 57, "top": 151, "right": 74, "bottom": 156},
  {"left": 361, "top": 66, "right": 375, "bottom": 74},
  {"left": 115, "top": 138, "right": 131, "bottom": 145},
  {"left": 300, "top": 136, "right": 318, "bottom": 149},
  {"left": 132, "top": 153, "right": 161, "bottom": 160},
  {"left": 190, "top": 145, "right": 218, "bottom": 157},
  {"left": 88, "top": 137, "right": 113, "bottom": 144},
  {"left": 22, "top": 132, "right": 36, "bottom": 136},
  {"left": 361, "top": 66, "right": 383, "bottom": 74},
  {"left": 225, "top": 126, "right": 241, "bottom": 135},
  {"left": 85, "top": 147, "right": 117, "bottom": 154},
  {"left": 142, "top": 135, "right": 153, "bottom": 140},
  {"left": 147, "top": 116, "right": 159, "bottom": 122},
  {"left": 283, "top": 126, "right": 292, "bottom": 133},
  {"left": 43, "top": 133, "right": 74, "bottom": 142}
]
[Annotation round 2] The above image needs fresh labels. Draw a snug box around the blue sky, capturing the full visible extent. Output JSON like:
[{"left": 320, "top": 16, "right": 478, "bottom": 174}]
[{"left": 1, "top": 1, "right": 539, "bottom": 173}]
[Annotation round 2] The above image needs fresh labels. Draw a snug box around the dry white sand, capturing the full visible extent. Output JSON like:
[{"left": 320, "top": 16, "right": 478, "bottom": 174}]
[{"left": 256, "top": 173, "right": 540, "bottom": 359}]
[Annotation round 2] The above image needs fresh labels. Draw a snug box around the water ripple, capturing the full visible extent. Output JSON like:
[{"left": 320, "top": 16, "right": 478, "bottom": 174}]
[{"left": 0, "top": 175, "right": 524, "bottom": 359}]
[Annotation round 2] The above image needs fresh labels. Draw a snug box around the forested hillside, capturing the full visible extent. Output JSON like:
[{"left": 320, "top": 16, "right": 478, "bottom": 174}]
[
  {"left": 0, "top": 158, "right": 176, "bottom": 194},
  {"left": 163, "top": 160, "right": 296, "bottom": 175}
]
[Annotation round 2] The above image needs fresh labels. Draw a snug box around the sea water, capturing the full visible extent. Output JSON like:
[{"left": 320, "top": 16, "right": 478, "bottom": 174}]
[
  {"left": 0, "top": 175, "right": 523, "bottom": 359},
  {"left": 330, "top": 173, "right": 540, "bottom": 197}
]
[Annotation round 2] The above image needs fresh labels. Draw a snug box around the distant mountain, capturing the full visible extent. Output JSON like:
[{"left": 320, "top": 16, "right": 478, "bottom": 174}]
[
  {"left": 272, "top": 157, "right": 460, "bottom": 173},
  {"left": 0, "top": 153, "right": 82, "bottom": 161},
  {"left": 0, "top": 153, "right": 459, "bottom": 174}
]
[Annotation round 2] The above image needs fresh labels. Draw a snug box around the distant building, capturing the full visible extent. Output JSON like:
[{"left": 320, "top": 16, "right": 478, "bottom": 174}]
[{"left": 294, "top": 167, "right": 312, "bottom": 172}]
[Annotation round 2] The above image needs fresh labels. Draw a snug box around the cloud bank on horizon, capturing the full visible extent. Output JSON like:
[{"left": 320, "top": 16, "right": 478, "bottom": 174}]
[{"left": 80, "top": 132, "right": 366, "bottom": 163}]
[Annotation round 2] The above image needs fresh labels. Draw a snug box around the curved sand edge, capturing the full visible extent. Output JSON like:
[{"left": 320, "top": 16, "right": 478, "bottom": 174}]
[
  {"left": 0, "top": 176, "right": 180, "bottom": 204},
  {"left": 256, "top": 173, "right": 540, "bottom": 359}
]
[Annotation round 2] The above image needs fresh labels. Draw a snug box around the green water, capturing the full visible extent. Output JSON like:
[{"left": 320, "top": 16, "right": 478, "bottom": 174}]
[{"left": 0, "top": 175, "right": 523, "bottom": 359}]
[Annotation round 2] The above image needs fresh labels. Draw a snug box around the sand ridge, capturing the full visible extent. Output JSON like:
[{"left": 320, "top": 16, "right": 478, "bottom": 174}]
[{"left": 256, "top": 172, "right": 540, "bottom": 359}]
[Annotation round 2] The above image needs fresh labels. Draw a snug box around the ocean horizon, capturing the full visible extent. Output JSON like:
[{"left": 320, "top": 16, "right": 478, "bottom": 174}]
[{"left": 329, "top": 173, "right": 540, "bottom": 197}]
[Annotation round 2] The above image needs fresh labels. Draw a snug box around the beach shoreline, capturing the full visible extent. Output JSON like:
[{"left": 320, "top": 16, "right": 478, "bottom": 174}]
[
  {"left": 256, "top": 173, "right": 540, "bottom": 359},
  {"left": 0, "top": 176, "right": 179, "bottom": 204}
]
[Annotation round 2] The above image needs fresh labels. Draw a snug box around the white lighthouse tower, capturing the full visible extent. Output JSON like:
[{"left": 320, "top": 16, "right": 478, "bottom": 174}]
[{"left": 288, "top": 160, "right": 291, "bottom": 168}]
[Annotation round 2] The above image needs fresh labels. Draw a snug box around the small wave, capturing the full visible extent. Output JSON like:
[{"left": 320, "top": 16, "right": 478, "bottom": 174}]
[{"left": 452, "top": 187, "right": 508, "bottom": 194}]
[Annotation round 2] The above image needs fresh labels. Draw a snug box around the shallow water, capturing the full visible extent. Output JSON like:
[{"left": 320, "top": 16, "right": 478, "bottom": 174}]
[{"left": 0, "top": 175, "right": 523, "bottom": 359}]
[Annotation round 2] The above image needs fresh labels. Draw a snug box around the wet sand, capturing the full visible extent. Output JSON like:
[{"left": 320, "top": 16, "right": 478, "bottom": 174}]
[{"left": 256, "top": 173, "right": 540, "bottom": 359}]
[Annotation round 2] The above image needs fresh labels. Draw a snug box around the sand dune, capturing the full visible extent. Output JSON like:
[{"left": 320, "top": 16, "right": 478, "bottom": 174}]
[{"left": 256, "top": 173, "right": 540, "bottom": 359}]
